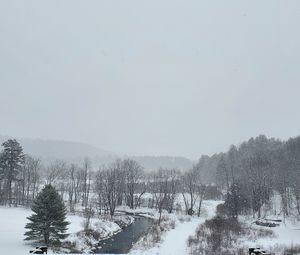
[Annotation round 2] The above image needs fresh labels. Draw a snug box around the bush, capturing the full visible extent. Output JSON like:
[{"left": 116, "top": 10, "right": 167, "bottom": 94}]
[
  {"left": 204, "top": 216, "right": 242, "bottom": 235},
  {"left": 284, "top": 245, "right": 300, "bottom": 255},
  {"left": 188, "top": 216, "right": 243, "bottom": 255},
  {"left": 188, "top": 215, "right": 278, "bottom": 255},
  {"left": 216, "top": 203, "right": 228, "bottom": 217}
]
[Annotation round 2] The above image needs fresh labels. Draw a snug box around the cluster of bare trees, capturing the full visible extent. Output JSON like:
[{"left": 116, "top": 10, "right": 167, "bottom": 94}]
[
  {"left": 146, "top": 165, "right": 209, "bottom": 224},
  {"left": 94, "top": 159, "right": 145, "bottom": 217},
  {"left": 181, "top": 165, "right": 206, "bottom": 217},
  {"left": 213, "top": 135, "right": 300, "bottom": 219},
  {"left": 43, "top": 158, "right": 93, "bottom": 213},
  {"left": 2, "top": 135, "right": 300, "bottom": 223},
  {"left": 148, "top": 168, "right": 180, "bottom": 223},
  {"left": 26, "top": 157, "right": 146, "bottom": 218},
  {"left": 0, "top": 139, "right": 41, "bottom": 206},
  {"left": 0, "top": 139, "right": 215, "bottom": 220},
  {"left": 21, "top": 156, "right": 41, "bottom": 206}
]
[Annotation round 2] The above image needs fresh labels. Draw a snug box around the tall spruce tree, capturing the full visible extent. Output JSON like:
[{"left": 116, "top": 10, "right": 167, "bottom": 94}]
[
  {"left": 24, "top": 185, "right": 69, "bottom": 246},
  {"left": 0, "top": 139, "right": 25, "bottom": 205}
]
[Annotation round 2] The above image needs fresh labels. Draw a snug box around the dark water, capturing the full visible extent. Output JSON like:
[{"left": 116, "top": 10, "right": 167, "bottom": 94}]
[{"left": 95, "top": 216, "right": 154, "bottom": 254}]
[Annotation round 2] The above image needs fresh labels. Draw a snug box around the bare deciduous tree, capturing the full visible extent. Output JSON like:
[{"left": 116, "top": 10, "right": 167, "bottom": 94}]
[
  {"left": 102, "top": 160, "right": 123, "bottom": 217},
  {"left": 46, "top": 160, "right": 67, "bottom": 185},
  {"left": 181, "top": 167, "right": 199, "bottom": 216},
  {"left": 123, "top": 159, "right": 144, "bottom": 209},
  {"left": 81, "top": 157, "right": 92, "bottom": 209},
  {"left": 22, "top": 156, "right": 41, "bottom": 206}
]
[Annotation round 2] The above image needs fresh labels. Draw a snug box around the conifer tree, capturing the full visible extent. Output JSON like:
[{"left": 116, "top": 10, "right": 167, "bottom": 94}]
[
  {"left": 24, "top": 185, "right": 69, "bottom": 246},
  {"left": 0, "top": 139, "right": 25, "bottom": 205}
]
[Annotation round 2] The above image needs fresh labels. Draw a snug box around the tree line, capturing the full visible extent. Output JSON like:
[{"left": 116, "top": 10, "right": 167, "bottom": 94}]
[
  {"left": 193, "top": 134, "right": 300, "bottom": 219},
  {"left": 0, "top": 139, "right": 215, "bottom": 222},
  {"left": 2, "top": 134, "right": 297, "bottom": 221}
]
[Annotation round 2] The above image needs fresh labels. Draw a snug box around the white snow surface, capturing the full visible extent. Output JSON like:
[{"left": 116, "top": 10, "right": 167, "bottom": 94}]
[
  {"left": 245, "top": 218, "right": 300, "bottom": 251},
  {"left": 3, "top": 200, "right": 299, "bottom": 255},
  {"left": 0, "top": 206, "right": 31, "bottom": 255},
  {"left": 0, "top": 206, "right": 89, "bottom": 254},
  {"left": 130, "top": 200, "right": 222, "bottom": 255},
  {"left": 0, "top": 201, "right": 221, "bottom": 255},
  {"left": 0, "top": 206, "right": 131, "bottom": 254}
]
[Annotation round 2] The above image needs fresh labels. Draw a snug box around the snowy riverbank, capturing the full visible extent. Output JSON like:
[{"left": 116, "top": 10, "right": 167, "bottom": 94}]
[
  {"left": 0, "top": 206, "right": 133, "bottom": 254},
  {"left": 130, "top": 200, "right": 222, "bottom": 255}
]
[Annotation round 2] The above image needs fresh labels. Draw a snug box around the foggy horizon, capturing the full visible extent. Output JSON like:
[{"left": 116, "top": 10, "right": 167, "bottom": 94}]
[
  {"left": 0, "top": 132, "right": 298, "bottom": 161},
  {"left": 1, "top": 0, "right": 300, "bottom": 159}
]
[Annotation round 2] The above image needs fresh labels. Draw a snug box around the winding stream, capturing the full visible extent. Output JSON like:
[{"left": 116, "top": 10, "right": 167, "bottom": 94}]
[{"left": 95, "top": 215, "right": 154, "bottom": 254}]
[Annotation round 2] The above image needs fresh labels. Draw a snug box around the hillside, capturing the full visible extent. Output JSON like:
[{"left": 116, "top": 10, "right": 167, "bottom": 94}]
[{"left": 0, "top": 135, "right": 193, "bottom": 171}]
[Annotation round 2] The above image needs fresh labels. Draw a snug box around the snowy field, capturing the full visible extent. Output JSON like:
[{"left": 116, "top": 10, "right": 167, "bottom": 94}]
[
  {"left": 0, "top": 206, "right": 31, "bottom": 254},
  {"left": 0, "top": 206, "right": 85, "bottom": 254},
  {"left": 2, "top": 200, "right": 299, "bottom": 255},
  {"left": 244, "top": 218, "right": 300, "bottom": 253},
  {"left": 241, "top": 193, "right": 300, "bottom": 253},
  {"left": 0, "top": 206, "right": 125, "bottom": 254},
  {"left": 0, "top": 201, "right": 220, "bottom": 255}
]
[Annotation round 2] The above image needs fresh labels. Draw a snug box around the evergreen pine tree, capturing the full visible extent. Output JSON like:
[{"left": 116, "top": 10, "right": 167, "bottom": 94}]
[
  {"left": 0, "top": 139, "right": 25, "bottom": 205},
  {"left": 24, "top": 184, "right": 69, "bottom": 246}
]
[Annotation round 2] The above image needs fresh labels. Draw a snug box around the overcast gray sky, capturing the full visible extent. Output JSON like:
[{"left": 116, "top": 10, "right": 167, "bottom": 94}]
[{"left": 0, "top": 0, "right": 299, "bottom": 159}]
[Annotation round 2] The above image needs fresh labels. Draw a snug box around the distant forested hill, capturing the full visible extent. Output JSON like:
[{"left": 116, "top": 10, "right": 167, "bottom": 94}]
[{"left": 0, "top": 135, "right": 194, "bottom": 171}]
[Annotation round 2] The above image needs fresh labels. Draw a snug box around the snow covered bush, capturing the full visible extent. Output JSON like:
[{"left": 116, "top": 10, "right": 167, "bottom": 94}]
[
  {"left": 188, "top": 215, "right": 276, "bottom": 255},
  {"left": 188, "top": 216, "right": 244, "bottom": 255},
  {"left": 283, "top": 245, "right": 300, "bottom": 255}
]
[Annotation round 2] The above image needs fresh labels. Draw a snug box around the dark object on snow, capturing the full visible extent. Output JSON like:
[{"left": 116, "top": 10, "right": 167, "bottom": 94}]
[
  {"left": 187, "top": 208, "right": 194, "bottom": 215},
  {"left": 249, "top": 247, "right": 271, "bottom": 255},
  {"left": 36, "top": 246, "right": 47, "bottom": 254},
  {"left": 255, "top": 219, "right": 280, "bottom": 227},
  {"left": 265, "top": 218, "right": 282, "bottom": 223},
  {"left": 29, "top": 249, "right": 42, "bottom": 254},
  {"left": 29, "top": 246, "right": 47, "bottom": 254}
]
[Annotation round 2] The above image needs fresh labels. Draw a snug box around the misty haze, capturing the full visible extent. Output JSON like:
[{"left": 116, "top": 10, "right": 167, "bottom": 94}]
[{"left": 0, "top": 1, "right": 300, "bottom": 255}]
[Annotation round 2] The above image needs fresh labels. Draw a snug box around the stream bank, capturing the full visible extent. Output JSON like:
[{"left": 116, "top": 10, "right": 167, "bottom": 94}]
[{"left": 95, "top": 215, "right": 154, "bottom": 254}]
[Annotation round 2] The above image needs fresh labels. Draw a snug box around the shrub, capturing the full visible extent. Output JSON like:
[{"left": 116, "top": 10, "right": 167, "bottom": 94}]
[
  {"left": 284, "top": 245, "right": 300, "bottom": 255},
  {"left": 188, "top": 216, "right": 243, "bottom": 255}
]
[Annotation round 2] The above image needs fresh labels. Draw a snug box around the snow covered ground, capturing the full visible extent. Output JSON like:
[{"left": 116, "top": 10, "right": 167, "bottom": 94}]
[
  {"left": 244, "top": 218, "right": 300, "bottom": 253},
  {"left": 240, "top": 193, "right": 300, "bottom": 253},
  {"left": 0, "top": 206, "right": 90, "bottom": 254},
  {"left": 0, "top": 206, "right": 31, "bottom": 255},
  {"left": 2, "top": 200, "right": 298, "bottom": 255},
  {"left": 0, "top": 201, "right": 221, "bottom": 255},
  {"left": 0, "top": 206, "right": 132, "bottom": 254},
  {"left": 130, "top": 200, "right": 222, "bottom": 255}
]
